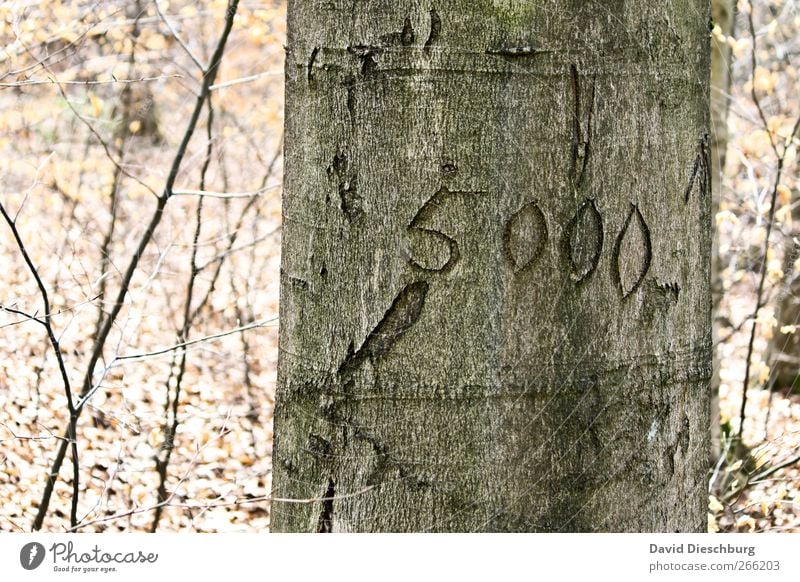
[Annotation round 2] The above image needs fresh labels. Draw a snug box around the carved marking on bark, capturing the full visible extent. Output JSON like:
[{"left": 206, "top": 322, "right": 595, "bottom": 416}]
[
  {"left": 377, "top": 16, "right": 415, "bottom": 47},
  {"left": 308, "top": 433, "right": 333, "bottom": 459},
  {"left": 570, "top": 63, "right": 581, "bottom": 183},
  {"left": 679, "top": 415, "right": 690, "bottom": 456},
  {"left": 569, "top": 64, "right": 595, "bottom": 188},
  {"left": 288, "top": 276, "right": 311, "bottom": 291},
  {"left": 669, "top": 415, "right": 691, "bottom": 476},
  {"left": 563, "top": 198, "right": 603, "bottom": 283},
  {"left": 642, "top": 278, "right": 680, "bottom": 323},
  {"left": 401, "top": 16, "right": 415, "bottom": 46},
  {"left": 353, "top": 427, "right": 397, "bottom": 486},
  {"left": 406, "top": 187, "right": 485, "bottom": 273},
  {"left": 348, "top": 43, "right": 390, "bottom": 77},
  {"left": 486, "top": 44, "right": 539, "bottom": 57},
  {"left": 440, "top": 160, "right": 457, "bottom": 177},
  {"left": 328, "top": 283, "right": 431, "bottom": 493},
  {"left": 361, "top": 52, "right": 378, "bottom": 76},
  {"left": 339, "top": 176, "right": 362, "bottom": 221},
  {"left": 343, "top": 76, "right": 356, "bottom": 122},
  {"left": 338, "top": 281, "right": 429, "bottom": 381},
  {"left": 503, "top": 201, "right": 548, "bottom": 273},
  {"left": 683, "top": 156, "right": 702, "bottom": 203},
  {"left": 652, "top": 279, "right": 680, "bottom": 302},
  {"left": 683, "top": 133, "right": 710, "bottom": 203},
  {"left": 327, "top": 148, "right": 348, "bottom": 178},
  {"left": 307, "top": 46, "right": 320, "bottom": 83},
  {"left": 327, "top": 147, "right": 361, "bottom": 221},
  {"left": 424, "top": 7, "right": 441, "bottom": 49},
  {"left": 612, "top": 204, "right": 652, "bottom": 299},
  {"left": 406, "top": 226, "right": 457, "bottom": 271},
  {"left": 317, "top": 477, "right": 335, "bottom": 533}
]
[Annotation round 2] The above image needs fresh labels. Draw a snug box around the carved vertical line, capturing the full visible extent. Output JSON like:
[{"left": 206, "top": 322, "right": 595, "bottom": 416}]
[
  {"left": 579, "top": 76, "right": 596, "bottom": 188},
  {"left": 307, "top": 46, "right": 320, "bottom": 83},
  {"left": 569, "top": 64, "right": 582, "bottom": 185}
]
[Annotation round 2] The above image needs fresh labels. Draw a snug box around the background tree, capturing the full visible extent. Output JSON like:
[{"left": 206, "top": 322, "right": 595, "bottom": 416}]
[
  {"left": 272, "top": 0, "right": 712, "bottom": 532},
  {"left": 762, "top": 0, "right": 800, "bottom": 402},
  {"left": 709, "top": 0, "right": 736, "bottom": 461}
]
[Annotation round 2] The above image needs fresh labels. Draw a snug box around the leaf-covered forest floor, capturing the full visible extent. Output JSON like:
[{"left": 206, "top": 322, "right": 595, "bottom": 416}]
[
  {"left": 1, "top": 0, "right": 284, "bottom": 532},
  {"left": 0, "top": 0, "right": 799, "bottom": 532}
]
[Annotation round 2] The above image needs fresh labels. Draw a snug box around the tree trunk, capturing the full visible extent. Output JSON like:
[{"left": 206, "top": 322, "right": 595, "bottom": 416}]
[
  {"left": 709, "top": 0, "right": 736, "bottom": 460},
  {"left": 768, "top": 247, "right": 800, "bottom": 394},
  {"left": 272, "top": 0, "right": 712, "bottom": 532},
  {"left": 767, "top": 200, "right": 800, "bottom": 394}
]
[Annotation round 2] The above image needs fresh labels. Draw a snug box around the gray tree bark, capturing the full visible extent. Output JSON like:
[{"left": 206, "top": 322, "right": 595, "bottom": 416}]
[
  {"left": 709, "top": 0, "right": 736, "bottom": 460},
  {"left": 767, "top": 207, "right": 800, "bottom": 393},
  {"left": 768, "top": 251, "right": 800, "bottom": 392},
  {"left": 272, "top": 0, "right": 712, "bottom": 532}
]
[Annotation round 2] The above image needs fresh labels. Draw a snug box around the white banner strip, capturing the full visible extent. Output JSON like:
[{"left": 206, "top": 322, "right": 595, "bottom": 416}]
[{"left": 2, "top": 533, "right": 798, "bottom": 582}]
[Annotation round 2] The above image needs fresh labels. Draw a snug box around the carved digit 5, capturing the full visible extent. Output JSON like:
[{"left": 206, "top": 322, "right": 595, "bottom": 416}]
[{"left": 406, "top": 187, "right": 485, "bottom": 274}]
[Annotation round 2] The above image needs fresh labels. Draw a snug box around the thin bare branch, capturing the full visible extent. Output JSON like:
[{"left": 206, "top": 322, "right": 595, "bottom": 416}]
[
  {"left": 0, "top": 201, "right": 80, "bottom": 529},
  {"left": 154, "top": 0, "right": 205, "bottom": 71},
  {"left": 209, "top": 70, "right": 281, "bottom": 91},
  {"left": 31, "top": 0, "right": 242, "bottom": 531},
  {"left": 0, "top": 74, "right": 180, "bottom": 88},
  {"left": 171, "top": 183, "right": 280, "bottom": 198},
  {"left": 108, "top": 316, "right": 277, "bottom": 366}
]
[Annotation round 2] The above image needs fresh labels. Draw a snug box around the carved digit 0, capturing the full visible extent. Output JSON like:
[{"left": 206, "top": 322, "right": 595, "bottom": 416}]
[
  {"left": 613, "top": 203, "right": 652, "bottom": 299},
  {"left": 563, "top": 198, "right": 603, "bottom": 282},
  {"left": 503, "top": 201, "right": 548, "bottom": 273}
]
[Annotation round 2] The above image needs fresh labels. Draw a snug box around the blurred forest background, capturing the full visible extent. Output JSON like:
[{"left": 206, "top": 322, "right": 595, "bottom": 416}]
[{"left": 0, "top": 0, "right": 798, "bottom": 532}]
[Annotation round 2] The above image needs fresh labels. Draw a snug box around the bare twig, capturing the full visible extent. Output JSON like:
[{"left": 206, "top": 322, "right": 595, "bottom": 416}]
[
  {"left": 0, "top": 74, "right": 180, "bottom": 88},
  {"left": 171, "top": 184, "right": 280, "bottom": 198},
  {"left": 737, "top": 2, "right": 800, "bottom": 439},
  {"left": 51, "top": 80, "right": 160, "bottom": 199},
  {"left": 31, "top": 0, "right": 242, "bottom": 531},
  {"left": 107, "top": 317, "right": 277, "bottom": 366},
  {"left": 152, "top": 85, "right": 218, "bottom": 531},
  {"left": 94, "top": 3, "right": 143, "bottom": 344},
  {"left": 0, "top": 202, "right": 80, "bottom": 529},
  {"left": 745, "top": 3, "right": 779, "bottom": 160},
  {"left": 209, "top": 70, "right": 281, "bottom": 91},
  {"left": 0, "top": 295, "right": 100, "bottom": 330},
  {"left": 154, "top": 0, "right": 205, "bottom": 71},
  {"left": 68, "top": 485, "right": 378, "bottom": 532}
]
